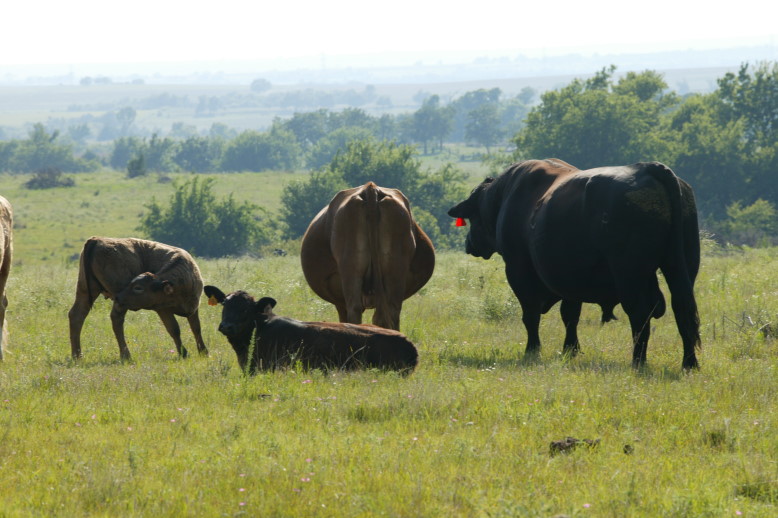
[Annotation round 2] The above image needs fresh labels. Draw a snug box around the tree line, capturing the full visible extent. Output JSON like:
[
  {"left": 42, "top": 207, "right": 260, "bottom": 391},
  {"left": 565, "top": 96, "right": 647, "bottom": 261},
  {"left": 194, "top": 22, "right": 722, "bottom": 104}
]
[{"left": 2, "top": 62, "right": 778, "bottom": 248}]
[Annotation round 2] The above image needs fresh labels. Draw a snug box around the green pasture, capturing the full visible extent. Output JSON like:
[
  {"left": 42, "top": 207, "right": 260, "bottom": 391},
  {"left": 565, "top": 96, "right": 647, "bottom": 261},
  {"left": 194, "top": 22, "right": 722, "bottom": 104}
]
[
  {"left": 0, "top": 173, "right": 776, "bottom": 516},
  {"left": 0, "top": 171, "right": 305, "bottom": 265}
]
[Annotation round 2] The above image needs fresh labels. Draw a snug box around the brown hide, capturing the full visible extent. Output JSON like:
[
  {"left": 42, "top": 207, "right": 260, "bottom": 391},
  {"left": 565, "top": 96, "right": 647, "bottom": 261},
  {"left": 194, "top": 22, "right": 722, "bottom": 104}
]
[
  {"left": 68, "top": 237, "right": 208, "bottom": 360},
  {"left": 0, "top": 196, "right": 12, "bottom": 360},
  {"left": 300, "top": 182, "right": 435, "bottom": 330}
]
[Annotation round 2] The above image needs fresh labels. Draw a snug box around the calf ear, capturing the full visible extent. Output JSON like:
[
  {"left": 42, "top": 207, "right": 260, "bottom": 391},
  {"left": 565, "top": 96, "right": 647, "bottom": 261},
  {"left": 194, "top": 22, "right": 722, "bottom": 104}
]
[
  {"left": 257, "top": 297, "right": 277, "bottom": 315},
  {"left": 158, "top": 280, "right": 174, "bottom": 295},
  {"left": 204, "top": 285, "right": 227, "bottom": 305}
]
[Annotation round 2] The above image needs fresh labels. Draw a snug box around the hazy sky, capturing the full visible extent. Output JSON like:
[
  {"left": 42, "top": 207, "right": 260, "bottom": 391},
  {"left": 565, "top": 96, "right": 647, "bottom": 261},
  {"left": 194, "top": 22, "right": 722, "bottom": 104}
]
[{"left": 3, "top": 0, "right": 776, "bottom": 68}]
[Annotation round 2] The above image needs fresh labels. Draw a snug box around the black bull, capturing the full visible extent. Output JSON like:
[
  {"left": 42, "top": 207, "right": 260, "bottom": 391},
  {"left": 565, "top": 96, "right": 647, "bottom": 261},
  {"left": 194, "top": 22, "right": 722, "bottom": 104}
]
[{"left": 448, "top": 159, "right": 701, "bottom": 369}]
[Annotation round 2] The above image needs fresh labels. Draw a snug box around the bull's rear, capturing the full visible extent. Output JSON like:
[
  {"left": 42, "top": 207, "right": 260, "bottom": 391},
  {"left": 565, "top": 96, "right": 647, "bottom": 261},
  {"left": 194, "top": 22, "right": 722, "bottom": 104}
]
[{"left": 449, "top": 159, "right": 701, "bottom": 370}]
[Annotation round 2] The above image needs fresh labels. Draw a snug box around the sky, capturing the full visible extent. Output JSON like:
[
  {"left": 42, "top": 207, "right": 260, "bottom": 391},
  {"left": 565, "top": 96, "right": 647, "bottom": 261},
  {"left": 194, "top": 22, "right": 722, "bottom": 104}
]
[{"left": 2, "top": 0, "right": 776, "bottom": 72}]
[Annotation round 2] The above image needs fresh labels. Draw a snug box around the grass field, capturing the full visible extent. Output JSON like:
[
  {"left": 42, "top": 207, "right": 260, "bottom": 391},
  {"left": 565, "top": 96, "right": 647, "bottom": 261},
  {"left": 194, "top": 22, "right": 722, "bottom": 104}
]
[{"left": 0, "top": 172, "right": 776, "bottom": 516}]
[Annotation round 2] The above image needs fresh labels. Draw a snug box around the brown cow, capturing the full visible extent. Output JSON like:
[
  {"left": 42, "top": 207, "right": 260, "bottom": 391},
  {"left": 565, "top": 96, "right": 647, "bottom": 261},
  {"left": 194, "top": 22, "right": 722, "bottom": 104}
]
[
  {"left": 0, "top": 196, "right": 12, "bottom": 361},
  {"left": 300, "top": 182, "right": 435, "bottom": 330},
  {"left": 68, "top": 237, "right": 208, "bottom": 361},
  {"left": 203, "top": 285, "right": 418, "bottom": 374}
]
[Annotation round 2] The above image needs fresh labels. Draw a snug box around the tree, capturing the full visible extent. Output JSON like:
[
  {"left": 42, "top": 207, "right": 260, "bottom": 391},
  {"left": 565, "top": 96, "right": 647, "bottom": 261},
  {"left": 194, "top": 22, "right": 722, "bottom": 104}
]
[
  {"left": 174, "top": 136, "right": 223, "bottom": 173},
  {"left": 514, "top": 67, "right": 676, "bottom": 168},
  {"left": 410, "top": 95, "right": 453, "bottom": 154},
  {"left": 143, "top": 133, "right": 177, "bottom": 172},
  {"left": 250, "top": 78, "right": 272, "bottom": 93},
  {"left": 138, "top": 177, "right": 275, "bottom": 257},
  {"left": 717, "top": 62, "right": 778, "bottom": 146},
  {"left": 116, "top": 107, "right": 136, "bottom": 137},
  {"left": 465, "top": 103, "right": 504, "bottom": 153},
  {"left": 220, "top": 128, "right": 302, "bottom": 172},
  {"left": 450, "top": 88, "right": 502, "bottom": 141},
  {"left": 110, "top": 136, "right": 144, "bottom": 170},
  {"left": 11, "top": 123, "right": 89, "bottom": 172},
  {"left": 306, "top": 127, "right": 373, "bottom": 169}
]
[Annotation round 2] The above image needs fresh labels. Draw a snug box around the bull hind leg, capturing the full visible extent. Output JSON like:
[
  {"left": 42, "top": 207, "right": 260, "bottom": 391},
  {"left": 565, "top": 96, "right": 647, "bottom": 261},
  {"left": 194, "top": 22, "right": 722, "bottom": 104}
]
[
  {"left": 157, "top": 310, "right": 188, "bottom": 358},
  {"left": 186, "top": 310, "right": 209, "bottom": 356},
  {"left": 110, "top": 303, "right": 133, "bottom": 361},
  {"left": 560, "top": 300, "right": 582, "bottom": 357},
  {"left": 520, "top": 308, "right": 542, "bottom": 359},
  {"left": 618, "top": 279, "right": 661, "bottom": 368}
]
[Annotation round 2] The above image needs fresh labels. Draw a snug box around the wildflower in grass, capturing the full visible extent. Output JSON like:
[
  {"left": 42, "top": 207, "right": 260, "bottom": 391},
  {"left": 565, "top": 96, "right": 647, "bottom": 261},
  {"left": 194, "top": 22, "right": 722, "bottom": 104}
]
[
  {"left": 239, "top": 473, "right": 246, "bottom": 477},
  {"left": 301, "top": 477, "right": 311, "bottom": 482},
  {"left": 302, "top": 379, "right": 312, "bottom": 384},
  {"left": 583, "top": 503, "right": 591, "bottom": 508},
  {"left": 239, "top": 488, "right": 245, "bottom": 492},
  {"left": 306, "top": 458, "right": 313, "bottom": 463},
  {"left": 239, "top": 502, "right": 246, "bottom": 506},
  {"left": 127, "top": 427, "right": 133, "bottom": 431},
  {"left": 170, "top": 419, "right": 176, "bottom": 423}
]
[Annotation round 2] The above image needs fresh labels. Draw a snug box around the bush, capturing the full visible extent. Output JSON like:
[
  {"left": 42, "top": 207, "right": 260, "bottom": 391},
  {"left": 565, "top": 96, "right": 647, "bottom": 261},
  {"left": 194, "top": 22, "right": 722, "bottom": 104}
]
[
  {"left": 716, "top": 199, "right": 778, "bottom": 247},
  {"left": 138, "top": 177, "right": 277, "bottom": 257},
  {"left": 23, "top": 168, "right": 75, "bottom": 189}
]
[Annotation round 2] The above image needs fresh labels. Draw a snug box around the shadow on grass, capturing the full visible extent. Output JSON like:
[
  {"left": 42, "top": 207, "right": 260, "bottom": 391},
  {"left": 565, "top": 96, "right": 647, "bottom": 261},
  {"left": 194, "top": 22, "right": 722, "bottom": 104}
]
[{"left": 440, "top": 349, "right": 690, "bottom": 380}]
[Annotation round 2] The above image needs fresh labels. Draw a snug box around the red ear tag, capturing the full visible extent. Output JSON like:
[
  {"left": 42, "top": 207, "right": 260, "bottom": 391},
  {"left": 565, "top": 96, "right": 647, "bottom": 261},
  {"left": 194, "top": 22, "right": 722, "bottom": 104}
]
[{"left": 455, "top": 217, "right": 467, "bottom": 227}]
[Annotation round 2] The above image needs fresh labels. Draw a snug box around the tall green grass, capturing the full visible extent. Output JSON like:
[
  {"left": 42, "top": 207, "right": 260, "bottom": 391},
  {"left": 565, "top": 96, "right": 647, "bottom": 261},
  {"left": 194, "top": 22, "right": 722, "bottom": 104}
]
[
  {"left": 0, "top": 247, "right": 776, "bottom": 516},
  {"left": 0, "top": 171, "right": 776, "bottom": 515}
]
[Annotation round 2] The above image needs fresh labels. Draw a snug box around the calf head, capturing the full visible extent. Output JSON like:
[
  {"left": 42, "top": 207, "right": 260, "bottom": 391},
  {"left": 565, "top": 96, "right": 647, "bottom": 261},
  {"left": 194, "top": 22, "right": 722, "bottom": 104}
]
[
  {"left": 203, "top": 285, "right": 276, "bottom": 369},
  {"left": 115, "top": 272, "right": 175, "bottom": 311},
  {"left": 448, "top": 177, "right": 497, "bottom": 259}
]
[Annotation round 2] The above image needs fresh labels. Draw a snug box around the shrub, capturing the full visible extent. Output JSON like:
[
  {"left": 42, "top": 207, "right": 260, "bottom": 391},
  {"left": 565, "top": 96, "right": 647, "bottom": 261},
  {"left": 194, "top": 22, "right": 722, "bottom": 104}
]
[
  {"left": 138, "top": 177, "right": 277, "bottom": 257},
  {"left": 23, "top": 168, "right": 75, "bottom": 189}
]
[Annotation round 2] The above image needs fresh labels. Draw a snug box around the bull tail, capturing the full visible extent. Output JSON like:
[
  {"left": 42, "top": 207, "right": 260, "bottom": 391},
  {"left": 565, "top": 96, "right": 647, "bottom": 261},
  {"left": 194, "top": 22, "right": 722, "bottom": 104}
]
[
  {"left": 648, "top": 163, "right": 701, "bottom": 368},
  {"left": 364, "top": 182, "right": 391, "bottom": 326}
]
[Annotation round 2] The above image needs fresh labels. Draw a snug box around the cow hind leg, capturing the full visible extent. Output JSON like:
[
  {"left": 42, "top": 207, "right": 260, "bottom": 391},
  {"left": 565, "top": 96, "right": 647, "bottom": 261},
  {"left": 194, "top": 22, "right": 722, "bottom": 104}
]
[
  {"left": 186, "top": 310, "right": 209, "bottom": 356},
  {"left": 157, "top": 310, "right": 187, "bottom": 358},
  {"left": 560, "top": 300, "right": 582, "bottom": 357},
  {"left": 69, "top": 292, "right": 98, "bottom": 360},
  {"left": 110, "top": 304, "right": 132, "bottom": 361},
  {"left": 372, "top": 300, "right": 401, "bottom": 330}
]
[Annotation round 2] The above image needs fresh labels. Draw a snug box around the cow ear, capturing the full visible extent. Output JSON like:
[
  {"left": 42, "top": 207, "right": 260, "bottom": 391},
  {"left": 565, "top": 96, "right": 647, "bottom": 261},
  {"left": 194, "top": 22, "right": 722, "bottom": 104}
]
[
  {"left": 256, "top": 297, "right": 277, "bottom": 315},
  {"left": 204, "top": 285, "right": 227, "bottom": 305},
  {"left": 448, "top": 197, "right": 476, "bottom": 218}
]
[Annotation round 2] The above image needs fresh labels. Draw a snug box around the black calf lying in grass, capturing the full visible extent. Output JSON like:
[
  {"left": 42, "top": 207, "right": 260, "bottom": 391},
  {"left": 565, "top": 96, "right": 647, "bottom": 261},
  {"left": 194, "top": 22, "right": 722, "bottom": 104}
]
[{"left": 204, "top": 286, "right": 418, "bottom": 375}]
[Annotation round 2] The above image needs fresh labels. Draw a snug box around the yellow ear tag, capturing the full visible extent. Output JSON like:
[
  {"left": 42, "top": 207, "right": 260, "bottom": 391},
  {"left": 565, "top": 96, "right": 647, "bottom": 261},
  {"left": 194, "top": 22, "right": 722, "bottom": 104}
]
[{"left": 208, "top": 296, "right": 218, "bottom": 306}]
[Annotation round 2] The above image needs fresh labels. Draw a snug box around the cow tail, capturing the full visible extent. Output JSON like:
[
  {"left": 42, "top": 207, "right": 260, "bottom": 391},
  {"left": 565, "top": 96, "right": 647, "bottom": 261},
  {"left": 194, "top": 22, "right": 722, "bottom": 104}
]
[
  {"left": 649, "top": 163, "right": 701, "bottom": 357},
  {"left": 364, "top": 182, "right": 389, "bottom": 318},
  {"left": 80, "top": 238, "right": 102, "bottom": 306}
]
